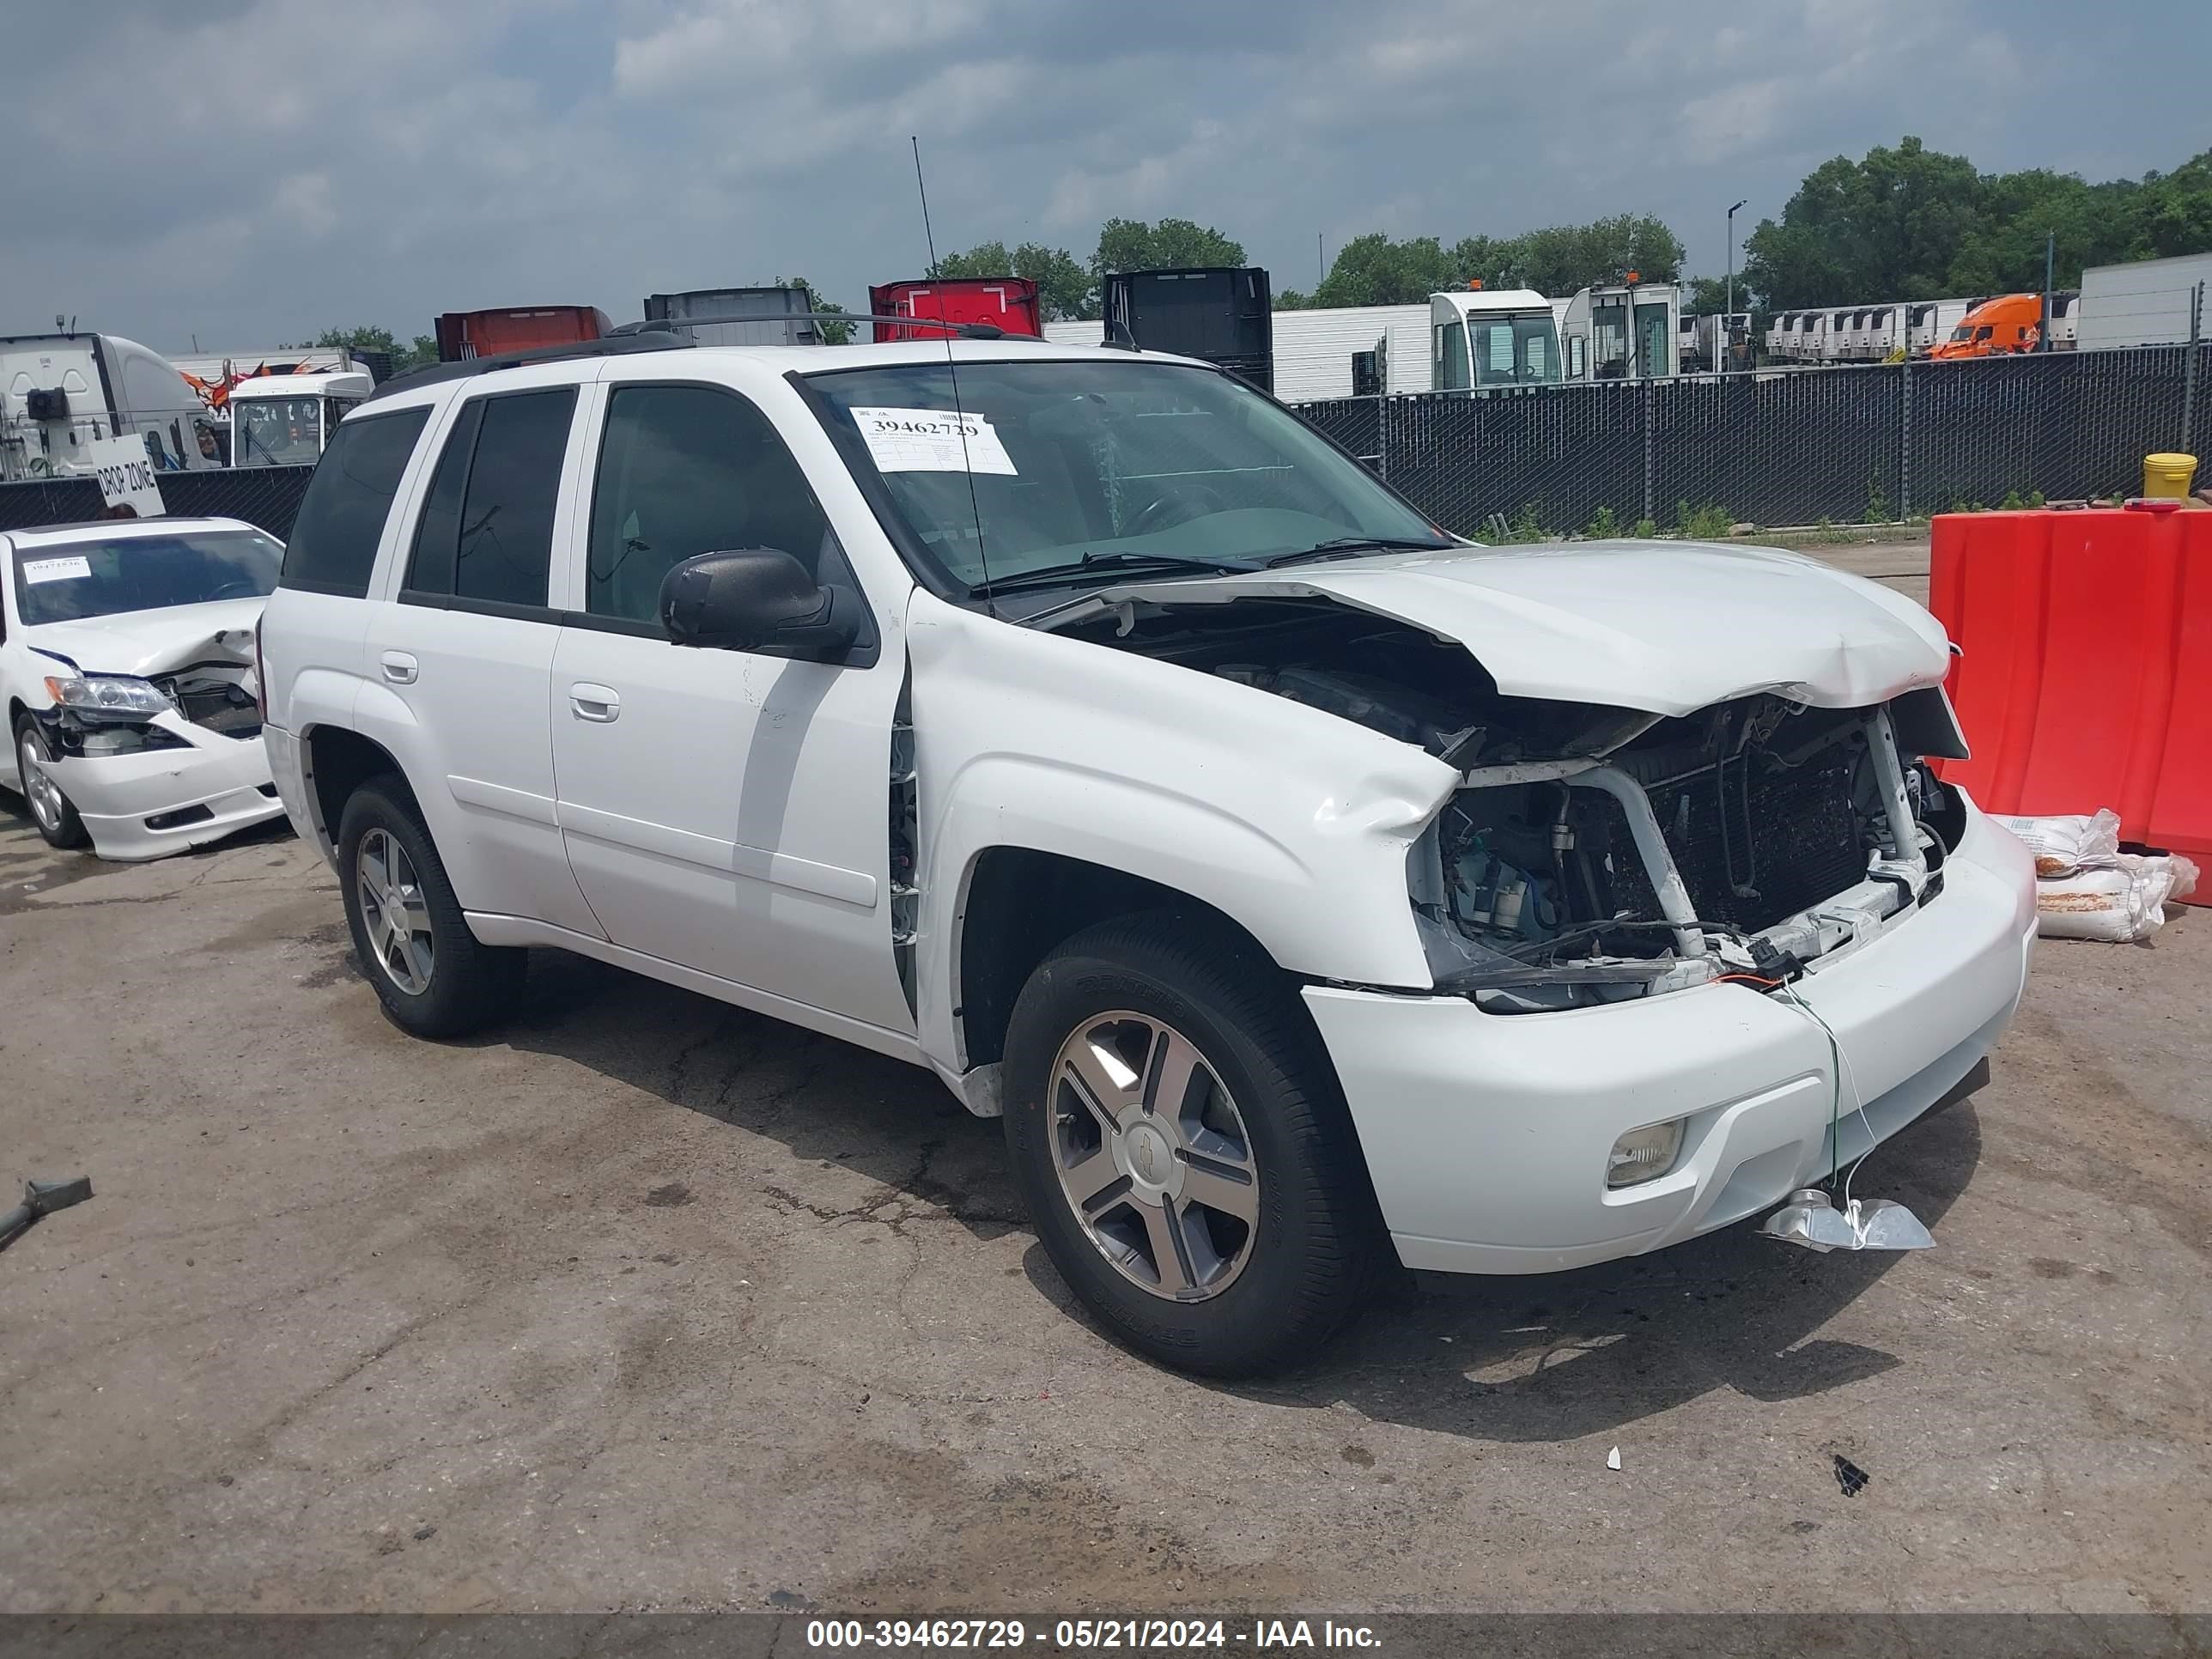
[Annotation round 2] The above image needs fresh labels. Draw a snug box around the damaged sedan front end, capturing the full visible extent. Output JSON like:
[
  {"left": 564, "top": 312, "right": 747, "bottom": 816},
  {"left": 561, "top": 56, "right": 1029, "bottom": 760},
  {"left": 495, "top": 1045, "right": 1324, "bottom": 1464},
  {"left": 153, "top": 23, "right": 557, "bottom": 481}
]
[{"left": 3, "top": 520, "right": 288, "bottom": 860}]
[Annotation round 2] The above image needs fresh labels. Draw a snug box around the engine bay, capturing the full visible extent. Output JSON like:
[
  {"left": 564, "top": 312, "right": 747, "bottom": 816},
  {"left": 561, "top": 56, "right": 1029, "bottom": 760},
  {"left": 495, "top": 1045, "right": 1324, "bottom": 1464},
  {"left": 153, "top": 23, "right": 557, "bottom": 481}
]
[{"left": 1057, "top": 594, "right": 1968, "bottom": 1011}]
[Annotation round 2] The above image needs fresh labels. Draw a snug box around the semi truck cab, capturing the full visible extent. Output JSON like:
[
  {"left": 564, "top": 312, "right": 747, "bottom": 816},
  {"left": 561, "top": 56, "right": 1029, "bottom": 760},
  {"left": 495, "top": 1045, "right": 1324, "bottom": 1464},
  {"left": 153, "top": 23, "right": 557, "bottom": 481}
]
[
  {"left": 1431, "top": 287, "right": 1563, "bottom": 392},
  {"left": 228, "top": 371, "right": 374, "bottom": 468}
]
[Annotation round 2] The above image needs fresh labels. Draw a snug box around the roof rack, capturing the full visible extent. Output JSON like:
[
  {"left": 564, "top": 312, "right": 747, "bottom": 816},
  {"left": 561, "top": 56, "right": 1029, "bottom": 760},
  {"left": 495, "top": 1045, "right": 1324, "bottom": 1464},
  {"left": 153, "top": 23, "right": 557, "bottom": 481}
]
[
  {"left": 365, "top": 311, "right": 1070, "bottom": 403},
  {"left": 610, "top": 312, "right": 1037, "bottom": 342},
  {"left": 365, "top": 333, "right": 687, "bottom": 400}
]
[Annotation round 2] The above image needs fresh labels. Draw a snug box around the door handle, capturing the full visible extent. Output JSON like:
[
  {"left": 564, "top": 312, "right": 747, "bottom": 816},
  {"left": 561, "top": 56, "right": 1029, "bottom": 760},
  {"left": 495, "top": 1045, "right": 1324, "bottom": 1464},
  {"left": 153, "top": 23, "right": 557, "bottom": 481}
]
[
  {"left": 380, "top": 651, "right": 418, "bottom": 685},
  {"left": 568, "top": 683, "right": 621, "bottom": 723}
]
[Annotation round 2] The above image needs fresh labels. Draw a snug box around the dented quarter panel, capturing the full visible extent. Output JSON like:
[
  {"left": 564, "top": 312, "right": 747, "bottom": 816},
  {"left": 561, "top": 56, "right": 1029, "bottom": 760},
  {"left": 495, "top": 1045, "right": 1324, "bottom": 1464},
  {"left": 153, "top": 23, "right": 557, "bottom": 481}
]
[
  {"left": 904, "top": 587, "right": 1459, "bottom": 1069},
  {"left": 1042, "top": 539, "right": 1953, "bottom": 718}
]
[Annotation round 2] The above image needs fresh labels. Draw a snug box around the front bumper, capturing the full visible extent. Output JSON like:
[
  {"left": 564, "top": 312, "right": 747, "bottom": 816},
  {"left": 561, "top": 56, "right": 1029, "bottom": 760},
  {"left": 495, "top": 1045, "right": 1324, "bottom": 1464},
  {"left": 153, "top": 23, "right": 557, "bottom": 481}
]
[
  {"left": 48, "top": 717, "right": 284, "bottom": 862},
  {"left": 1308, "top": 800, "right": 2038, "bottom": 1274}
]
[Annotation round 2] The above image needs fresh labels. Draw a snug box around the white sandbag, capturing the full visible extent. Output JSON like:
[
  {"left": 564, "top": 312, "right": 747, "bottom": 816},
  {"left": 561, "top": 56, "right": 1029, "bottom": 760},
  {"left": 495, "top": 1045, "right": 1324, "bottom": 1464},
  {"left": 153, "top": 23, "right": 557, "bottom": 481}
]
[
  {"left": 1992, "top": 809, "right": 2123, "bottom": 877},
  {"left": 2035, "top": 852, "right": 2198, "bottom": 942}
]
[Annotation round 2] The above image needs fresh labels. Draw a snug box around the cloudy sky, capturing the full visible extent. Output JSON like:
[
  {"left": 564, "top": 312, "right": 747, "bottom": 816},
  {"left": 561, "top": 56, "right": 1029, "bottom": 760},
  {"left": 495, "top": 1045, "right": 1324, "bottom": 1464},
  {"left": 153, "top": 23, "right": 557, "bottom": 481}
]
[{"left": 8, "top": 0, "right": 2205, "bottom": 352}]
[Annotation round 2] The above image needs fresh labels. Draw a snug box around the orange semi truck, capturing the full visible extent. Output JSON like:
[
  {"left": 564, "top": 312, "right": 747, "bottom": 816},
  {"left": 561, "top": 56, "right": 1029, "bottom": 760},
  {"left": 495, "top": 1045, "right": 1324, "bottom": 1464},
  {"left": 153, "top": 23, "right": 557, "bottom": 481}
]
[{"left": 1928, "top": 293, "right": 2043, "bottom": 359}]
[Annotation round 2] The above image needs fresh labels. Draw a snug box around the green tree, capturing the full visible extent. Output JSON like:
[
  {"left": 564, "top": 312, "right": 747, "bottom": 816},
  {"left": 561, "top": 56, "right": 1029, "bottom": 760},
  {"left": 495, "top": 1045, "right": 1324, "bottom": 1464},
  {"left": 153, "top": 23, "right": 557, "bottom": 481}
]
[
  {"left": 775, "top": 277, "right": 850, "bottom": 343},
  {"left": 1740, "top": 137, "right": 1986, "bottom": 307},
  {"left": 1499, "top": 214, "right": 1685, "bottom": 292},
  {"left": 1741, "top": 137, "right": 2212, "bottom": 307},
  {"left": 1307, "top": 216, "right": 1685, "bottom": 308},
  {"left": 1091, "top": 217, "right": 1247, "bottom": 278},
  {"left": 1312, "top": 233, "right": 1458, "bottom": 306},
  {"left": 2136, "top": 150, "right": 2212, "bottom": 257},
  {"left": 933, "top": 240, "right": 1096, "bottom": 319},
  {"left": 313, "top": 325, "right": 437, "bottom": 375},
  {"left": 1683, "top": 276, "right": 1731, "bottom": 315}
]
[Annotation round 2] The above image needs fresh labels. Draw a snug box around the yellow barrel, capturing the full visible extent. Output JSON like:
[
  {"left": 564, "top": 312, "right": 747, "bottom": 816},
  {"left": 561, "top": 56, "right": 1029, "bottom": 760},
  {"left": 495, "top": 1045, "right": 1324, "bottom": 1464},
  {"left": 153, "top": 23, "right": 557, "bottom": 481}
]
[{"left": 2142, "top": 453, "right": 2198, "bottom": 499}]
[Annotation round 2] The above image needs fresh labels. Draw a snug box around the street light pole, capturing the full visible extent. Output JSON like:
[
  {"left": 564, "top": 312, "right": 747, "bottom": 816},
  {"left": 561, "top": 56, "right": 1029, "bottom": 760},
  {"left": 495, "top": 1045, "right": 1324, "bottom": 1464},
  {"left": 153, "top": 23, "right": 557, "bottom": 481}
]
[{"left": 1725, "top": 198, "right": 1747, "bottom": 369}]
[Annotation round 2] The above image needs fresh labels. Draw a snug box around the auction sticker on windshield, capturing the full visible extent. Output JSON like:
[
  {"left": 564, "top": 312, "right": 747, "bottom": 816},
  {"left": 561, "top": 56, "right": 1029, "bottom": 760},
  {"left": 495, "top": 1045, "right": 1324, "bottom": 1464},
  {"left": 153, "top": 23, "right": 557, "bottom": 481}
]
[
  {"left": 21, "top": 556, "right": 93, "bottom": 584},
  {"left": 850, "top": 407, "right": 1018, "bottom": 475}
]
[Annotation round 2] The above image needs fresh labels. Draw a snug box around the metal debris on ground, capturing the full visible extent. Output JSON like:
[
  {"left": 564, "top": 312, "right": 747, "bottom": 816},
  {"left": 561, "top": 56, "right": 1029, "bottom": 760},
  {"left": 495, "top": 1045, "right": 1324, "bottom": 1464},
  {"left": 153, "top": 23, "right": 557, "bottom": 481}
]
[
  {"left": 0, "top": 1176, "right": 94, "bottom": 1254},
  {"left": 1763, "top": 1188, "right": 1935, "bottom": 1253},
  {"left": 1833, "top": 1455, "right": 1870, "bottom": 1498}
]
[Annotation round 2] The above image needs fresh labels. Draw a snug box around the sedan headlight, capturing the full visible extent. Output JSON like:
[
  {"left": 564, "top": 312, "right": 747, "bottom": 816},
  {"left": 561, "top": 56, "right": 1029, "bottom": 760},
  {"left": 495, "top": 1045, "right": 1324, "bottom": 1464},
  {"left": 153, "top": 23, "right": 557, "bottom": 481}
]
[{"left": 44, "top": 673, "right": 176, "bottom": 719}]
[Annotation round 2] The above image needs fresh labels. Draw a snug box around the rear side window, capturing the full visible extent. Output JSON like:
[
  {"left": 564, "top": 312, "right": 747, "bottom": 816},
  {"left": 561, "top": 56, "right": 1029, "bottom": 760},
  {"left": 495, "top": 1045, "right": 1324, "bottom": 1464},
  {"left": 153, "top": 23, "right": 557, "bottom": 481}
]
[
  {"left": 279, "top": 407, "right": 428, "bottom": 596},
  {"left": 404, "top": 388, "right": 575, "bottom": 610}
]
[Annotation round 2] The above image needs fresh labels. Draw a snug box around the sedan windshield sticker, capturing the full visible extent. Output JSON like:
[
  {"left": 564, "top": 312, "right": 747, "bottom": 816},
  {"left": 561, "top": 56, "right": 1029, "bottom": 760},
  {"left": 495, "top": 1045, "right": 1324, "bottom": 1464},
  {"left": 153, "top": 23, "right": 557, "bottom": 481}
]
[
  {"left": 21, "top": 556, "right": 94, "bottom": 584},
  {"left": 849, "top": 406, "right": 1018, "bottom": 476}
]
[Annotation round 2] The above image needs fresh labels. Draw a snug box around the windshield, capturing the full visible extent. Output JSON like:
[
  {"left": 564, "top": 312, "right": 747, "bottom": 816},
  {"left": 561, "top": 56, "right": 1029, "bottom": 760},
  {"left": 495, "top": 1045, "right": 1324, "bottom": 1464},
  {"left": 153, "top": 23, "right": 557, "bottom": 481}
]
[
  {"left": 1470, "top": 315, "right": 1560, "bottom": 386},
  {"left": 234, "top": 397, "right": 325, "bottom": 466},
  {"left": 12, "top": 530, "right": 283, "bottom": 626},
  {"left": 806, "top": 360, "right": 1449, "bottom": 591}
]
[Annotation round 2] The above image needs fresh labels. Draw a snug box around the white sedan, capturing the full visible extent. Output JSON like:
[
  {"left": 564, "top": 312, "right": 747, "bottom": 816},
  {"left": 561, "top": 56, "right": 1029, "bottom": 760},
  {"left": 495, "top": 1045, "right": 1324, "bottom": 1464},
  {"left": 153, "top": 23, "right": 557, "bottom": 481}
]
[{"left": 2, "top": 516, "right": 288, "bottom": 860}]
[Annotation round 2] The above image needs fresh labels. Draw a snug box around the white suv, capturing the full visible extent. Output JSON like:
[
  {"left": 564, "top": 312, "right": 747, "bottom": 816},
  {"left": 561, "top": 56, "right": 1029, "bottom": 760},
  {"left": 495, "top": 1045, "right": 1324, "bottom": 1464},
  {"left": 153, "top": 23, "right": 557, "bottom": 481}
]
[{"left": 258, "top": 334, "right": 2037, "bottom": 1376}]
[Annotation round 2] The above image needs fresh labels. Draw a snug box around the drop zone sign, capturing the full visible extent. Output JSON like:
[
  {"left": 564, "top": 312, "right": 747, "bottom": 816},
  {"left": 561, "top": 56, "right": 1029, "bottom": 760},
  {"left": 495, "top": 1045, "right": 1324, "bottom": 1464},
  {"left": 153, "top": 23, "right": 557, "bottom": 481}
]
[{"left": 87, "top": 434, "right": 167, "bottom": 516}]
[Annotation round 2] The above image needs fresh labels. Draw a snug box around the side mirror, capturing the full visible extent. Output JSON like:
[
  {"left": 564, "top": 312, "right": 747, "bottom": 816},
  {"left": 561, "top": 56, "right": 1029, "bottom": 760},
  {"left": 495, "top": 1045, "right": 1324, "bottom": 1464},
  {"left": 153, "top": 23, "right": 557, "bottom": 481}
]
[{"left": 659, "top": 549, "right": 858, "bottom": 657}]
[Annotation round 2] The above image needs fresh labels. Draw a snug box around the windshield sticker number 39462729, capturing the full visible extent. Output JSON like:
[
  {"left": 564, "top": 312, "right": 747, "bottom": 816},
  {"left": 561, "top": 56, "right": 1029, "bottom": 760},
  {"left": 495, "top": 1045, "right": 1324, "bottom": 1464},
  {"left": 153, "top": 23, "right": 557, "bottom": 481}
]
[{"left": 849, "top": 407, "right": 1018, "bottom": 477}]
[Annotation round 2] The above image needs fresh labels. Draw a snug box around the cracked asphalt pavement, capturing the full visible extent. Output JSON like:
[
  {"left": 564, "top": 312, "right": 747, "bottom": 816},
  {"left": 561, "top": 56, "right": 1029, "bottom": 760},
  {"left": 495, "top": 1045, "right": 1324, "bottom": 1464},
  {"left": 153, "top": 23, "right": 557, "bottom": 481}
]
[{"left": 2, "top": 780, "right": 2208, "bottom": 1614}]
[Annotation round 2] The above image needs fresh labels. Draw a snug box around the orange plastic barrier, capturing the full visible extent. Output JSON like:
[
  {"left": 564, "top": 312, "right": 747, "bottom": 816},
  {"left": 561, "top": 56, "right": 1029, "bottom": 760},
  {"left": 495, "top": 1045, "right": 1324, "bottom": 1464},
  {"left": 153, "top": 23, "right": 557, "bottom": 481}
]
[{"left": 1929, "top": 506, "right": 2212, "bottom": 905}]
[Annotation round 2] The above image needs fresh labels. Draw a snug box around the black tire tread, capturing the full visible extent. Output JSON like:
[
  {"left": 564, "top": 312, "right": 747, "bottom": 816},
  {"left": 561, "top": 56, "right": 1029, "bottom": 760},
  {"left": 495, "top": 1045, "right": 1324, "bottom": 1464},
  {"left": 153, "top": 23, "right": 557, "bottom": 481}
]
[
  {"left": 1003, "top": 908, "right": 1383, "bottom": 1376},
  {"left": 14, "top": 715, "right": 89, "bottom": 850},
  {"left": 337, "top": 775, "right": 524, "bottom": 1038}
]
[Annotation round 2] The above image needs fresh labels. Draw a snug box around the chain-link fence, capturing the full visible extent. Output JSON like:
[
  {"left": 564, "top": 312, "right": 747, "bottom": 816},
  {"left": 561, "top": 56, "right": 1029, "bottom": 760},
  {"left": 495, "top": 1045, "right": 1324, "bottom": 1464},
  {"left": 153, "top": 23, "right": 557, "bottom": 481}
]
[
  {"left": 3, "top": 349, "right": 2202, "bottom": 548},
  {"left": 0, "top": 465, "right": 315, "bottom": 539},
  {"left": 1302, "top": 343, "right": 2211, "bottom": 537}
]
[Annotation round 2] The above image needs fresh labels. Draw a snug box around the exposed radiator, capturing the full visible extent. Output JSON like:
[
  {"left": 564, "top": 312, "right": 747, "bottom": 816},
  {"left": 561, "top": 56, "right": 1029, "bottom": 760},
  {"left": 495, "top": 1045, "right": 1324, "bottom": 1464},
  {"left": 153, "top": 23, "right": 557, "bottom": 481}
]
[{"left": 1602, "top": 751, "right": 1870, "bottom": 934}]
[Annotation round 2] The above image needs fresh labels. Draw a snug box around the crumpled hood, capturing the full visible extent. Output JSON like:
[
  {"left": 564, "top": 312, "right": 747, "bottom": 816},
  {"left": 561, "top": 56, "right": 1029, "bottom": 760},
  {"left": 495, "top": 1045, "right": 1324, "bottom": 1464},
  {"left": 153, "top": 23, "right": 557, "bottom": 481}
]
[
  {"left": 24, "top": 598, "right": 264, "bottom": 679},
  {"left": 1042, "top": 539, "right": 1952, "bottom": 717}
]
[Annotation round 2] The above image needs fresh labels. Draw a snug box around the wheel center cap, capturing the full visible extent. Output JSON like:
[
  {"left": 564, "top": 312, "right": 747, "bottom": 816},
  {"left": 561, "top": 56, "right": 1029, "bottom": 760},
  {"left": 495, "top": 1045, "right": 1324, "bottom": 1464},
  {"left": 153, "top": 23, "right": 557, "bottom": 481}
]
[{"left": 1121, "top": 1120, "right": 1180, "bottom": 1197}]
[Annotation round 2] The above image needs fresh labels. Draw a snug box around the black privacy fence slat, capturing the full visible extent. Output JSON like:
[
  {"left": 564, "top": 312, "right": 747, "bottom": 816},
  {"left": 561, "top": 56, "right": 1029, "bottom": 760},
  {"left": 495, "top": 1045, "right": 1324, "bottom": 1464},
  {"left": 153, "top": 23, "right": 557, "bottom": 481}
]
[
  {"left": 0, "top": 465, "right": 316, "bottom": 539},
  {"left": 1295, "top": 343, "right": 2210, "bottom": 536}
]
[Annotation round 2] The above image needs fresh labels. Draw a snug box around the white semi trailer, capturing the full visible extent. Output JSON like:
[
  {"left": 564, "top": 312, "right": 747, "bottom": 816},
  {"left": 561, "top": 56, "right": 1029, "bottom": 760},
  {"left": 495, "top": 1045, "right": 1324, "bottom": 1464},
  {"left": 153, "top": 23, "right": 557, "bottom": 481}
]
[
  {"left": 1267, "top": 304, "right": 1431, "bottom": 401},
  {"left": 2075, "top": 252, "right": 2211, "bottom": 351},
  {"left": 0, "top": 331, "right": 220, "bottom": 481}
]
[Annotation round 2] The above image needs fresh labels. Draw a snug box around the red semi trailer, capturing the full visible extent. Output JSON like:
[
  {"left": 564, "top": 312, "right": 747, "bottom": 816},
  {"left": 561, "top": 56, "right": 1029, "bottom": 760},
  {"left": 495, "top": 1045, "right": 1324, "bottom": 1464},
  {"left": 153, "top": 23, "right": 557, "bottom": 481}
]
[
  {"left": 433, "top": 306, "right": 611, "bottom": 362},
  {"left": 868, "top": 278, "right": 1042, "bottom": 343}
]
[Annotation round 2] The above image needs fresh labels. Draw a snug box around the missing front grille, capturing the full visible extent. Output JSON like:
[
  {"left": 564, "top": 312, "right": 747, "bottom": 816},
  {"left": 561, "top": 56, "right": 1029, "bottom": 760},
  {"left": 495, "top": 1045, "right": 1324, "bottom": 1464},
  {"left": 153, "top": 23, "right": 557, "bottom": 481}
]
[{"left": 1597, "top": 754, "right": 1869, "bottom": 934}]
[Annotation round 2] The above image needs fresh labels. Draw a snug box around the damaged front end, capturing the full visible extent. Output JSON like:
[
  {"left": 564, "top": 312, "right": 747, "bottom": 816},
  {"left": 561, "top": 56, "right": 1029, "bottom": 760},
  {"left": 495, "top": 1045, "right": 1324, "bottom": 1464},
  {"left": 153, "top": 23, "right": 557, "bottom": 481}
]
[
  {"left": 1407, "top": 689, "right": 1966, "bottom": 1012},
  {"left": 1039, "top": 586, "right": 1968, "bottom": 1012},
  {"left": 36, "top": 661, "right": 261, "bottom": 760}
]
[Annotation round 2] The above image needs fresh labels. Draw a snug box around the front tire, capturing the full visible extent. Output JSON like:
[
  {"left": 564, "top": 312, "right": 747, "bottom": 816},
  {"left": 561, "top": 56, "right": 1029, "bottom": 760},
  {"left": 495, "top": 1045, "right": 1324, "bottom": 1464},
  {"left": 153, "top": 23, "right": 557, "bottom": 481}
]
[
  {"left": 337, "top": 776, "right": 524, "bottom": 1037},
  {"left": 15, "top": 718, "right": 88, "bottom": 850},
  {"left": 1002, "top": 911, "right": 1383, "bottom": 1376}
]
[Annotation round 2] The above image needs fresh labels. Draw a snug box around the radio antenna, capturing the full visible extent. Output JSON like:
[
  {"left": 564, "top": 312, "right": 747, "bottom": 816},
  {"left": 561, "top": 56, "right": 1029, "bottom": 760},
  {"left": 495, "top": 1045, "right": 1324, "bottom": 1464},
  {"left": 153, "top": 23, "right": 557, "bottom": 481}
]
[{"left": 911, "top": 135, "right": 996, "bottom": 615}]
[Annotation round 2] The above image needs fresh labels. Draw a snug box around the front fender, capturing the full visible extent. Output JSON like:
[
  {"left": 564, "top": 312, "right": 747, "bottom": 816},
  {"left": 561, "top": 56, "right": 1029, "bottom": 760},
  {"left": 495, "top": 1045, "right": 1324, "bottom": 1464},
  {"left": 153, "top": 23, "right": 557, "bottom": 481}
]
[{"left": 905, "top": 591, "right": 1456, "bottom": 1070}]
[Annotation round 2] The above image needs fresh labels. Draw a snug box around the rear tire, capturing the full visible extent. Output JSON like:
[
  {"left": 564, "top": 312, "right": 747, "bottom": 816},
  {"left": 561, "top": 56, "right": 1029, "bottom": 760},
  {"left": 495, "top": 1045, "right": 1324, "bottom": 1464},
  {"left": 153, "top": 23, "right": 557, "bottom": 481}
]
[
  {"left": 337, "top": 775, "right": 524, "bottom": 1037},
  {"left": 1002, "top": 910, "right": 1383, "bottom": 1377},
  {"left": 15, "top": 718, "right": 89, "bottom": 851}
]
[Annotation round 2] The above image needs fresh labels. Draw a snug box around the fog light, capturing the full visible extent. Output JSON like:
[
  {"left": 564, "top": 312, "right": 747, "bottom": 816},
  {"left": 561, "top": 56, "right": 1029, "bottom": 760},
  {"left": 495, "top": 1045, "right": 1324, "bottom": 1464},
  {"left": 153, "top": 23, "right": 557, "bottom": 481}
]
[{"left": 1607, "top": 1120, "right": 1685, "bottom": 1188}]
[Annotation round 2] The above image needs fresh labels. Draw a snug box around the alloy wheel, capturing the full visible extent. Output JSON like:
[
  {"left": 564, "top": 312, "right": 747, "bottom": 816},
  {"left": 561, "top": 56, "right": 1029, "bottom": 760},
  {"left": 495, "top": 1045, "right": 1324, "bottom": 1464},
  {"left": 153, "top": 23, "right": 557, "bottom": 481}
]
[
  {"left": 19, "top": 732, "right": 64, "bottom": 837},
  {"left": 356, "top": 828, "right": 434, "bottom": 995},
  {"left": 1047, "top": 1012, "right": 1261, "bottom": 1301}
]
